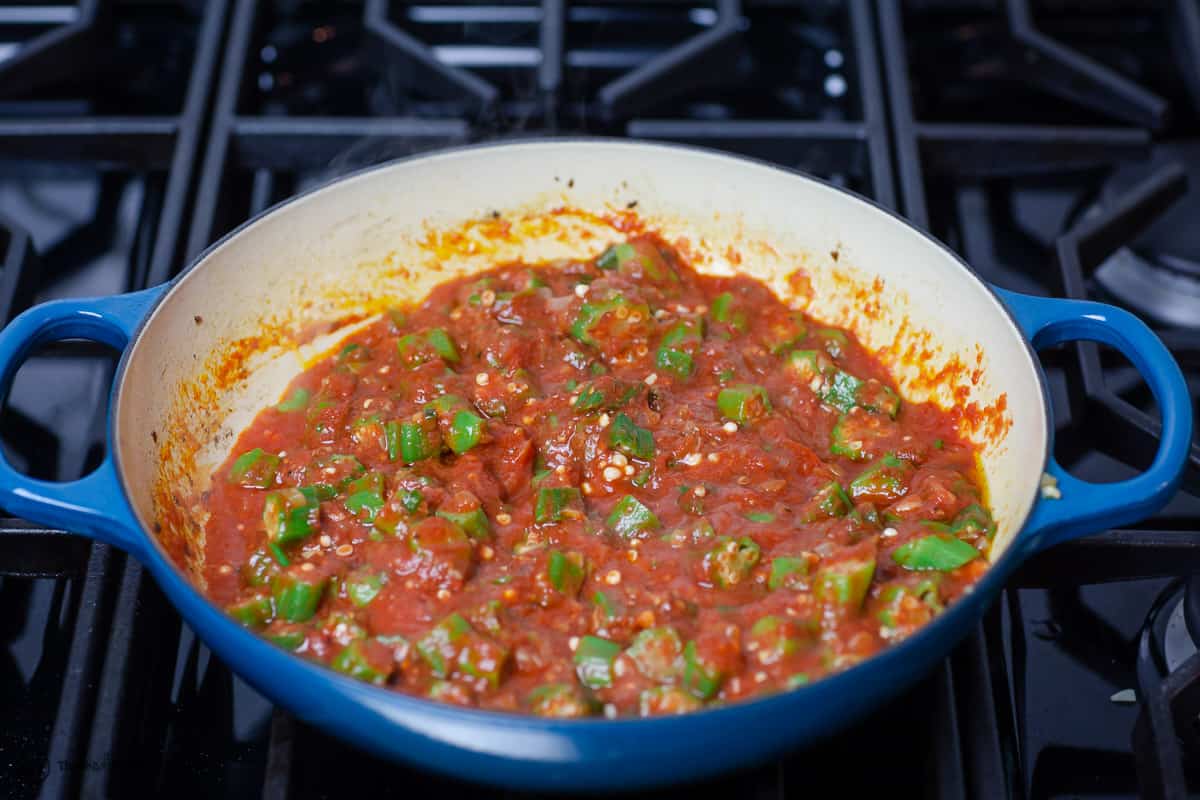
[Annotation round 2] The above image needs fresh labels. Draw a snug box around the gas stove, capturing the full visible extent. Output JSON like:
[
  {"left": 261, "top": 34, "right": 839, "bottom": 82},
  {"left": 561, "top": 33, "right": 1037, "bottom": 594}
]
[{"left": 1, "top": 2, "right": 1198, "bottom": 798}]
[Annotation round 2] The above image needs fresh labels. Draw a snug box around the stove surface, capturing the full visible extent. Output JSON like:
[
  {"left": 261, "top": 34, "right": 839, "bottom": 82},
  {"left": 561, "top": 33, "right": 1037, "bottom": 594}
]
[{"left": 1, "top": 2, "right": 1199, "bottom": 799}]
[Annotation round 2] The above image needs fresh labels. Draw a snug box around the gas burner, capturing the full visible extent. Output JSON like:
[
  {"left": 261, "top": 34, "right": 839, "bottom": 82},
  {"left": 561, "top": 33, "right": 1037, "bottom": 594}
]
[
  {"left": 1133, "top": 577, "right": 1200, "bottom": 798},
  {"left": 1092, "top": 144, "right": 1200, "bottom": 329},
  {"left": 1162, "top": 587, "right": 1195, "bottom": 673}
]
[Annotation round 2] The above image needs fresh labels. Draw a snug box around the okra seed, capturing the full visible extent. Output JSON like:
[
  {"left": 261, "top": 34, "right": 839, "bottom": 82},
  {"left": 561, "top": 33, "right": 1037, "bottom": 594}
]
[
  {"left": 603, "top": 704, "right": 618, "bottom": 719},
  {"left": 694, "top": 304, "right": 708, "bottom": 314},
  {"left": 604, "top": 569, "right": 622, "bottom": 585},
  {"left": 881, "top": 527, "right": 898, "bottom": 538},
  {"left": 623, "top": 465, "right": 635, "bottom": 476},
  {"left": 555, "top": 465, "right": 567, "bottom": 476},
  {"left": 335, "top": 544, "right": 354, "bottom": 557},
  {"left": 301, "top": 562, "right": 316, "bottom": 572},
  {"left": 480, "top": 290, "right": 496, "bottom": 307},
  {"left": 722, "top": 421, "right": 738, "bottom": 433},
  {"left": 629, "top": 311, "right": 643, "bottom": 324},
  {"left": 644, "top": 373, "right": 658, "bottom": 386},
  {"left": 218, "top": 564, "right": 233, "bottom": 575},
  {"left": 694, "top": 486, "right": 707, "bottom": 497},
  {"left": 603, "top": 466, "right": 621, "bottom": 482},
  {"left": 568, "top": 636, "right": 579, "bottom": 651},
  {"left": 613, "top": 659, "right": 626, "bottom": 677},
  {"left": 599, "top": 413, "right": 611, "bottom": 427},
  {"left": 610, "top": 452, "right": 628, "bottom": 467},
  {"left": 480, "top": 545, "right": 495, "bottom": 560},
  {"left": 475, "top": 372, "right": 490, "bottom": 386},
  {"left": 679, "top": 452, "right": 701, "bottom": 466},
  {"left": 319, "top": 534, "right": 332, "bottom": 548},
  {"left": 707, "top": 453, "right": 720, "bottom": 463},
  {"left": 574, "top": 284, "right": 589, "bottom": 297},
  {"left": 495, "top": 512, "right": 512, "bottom": 525},
  {"left": 436, "top": 588, "right": 451, "bottom": 600},
  {"left": 755, "top": 671, "right": 768, "bottom": 683}
]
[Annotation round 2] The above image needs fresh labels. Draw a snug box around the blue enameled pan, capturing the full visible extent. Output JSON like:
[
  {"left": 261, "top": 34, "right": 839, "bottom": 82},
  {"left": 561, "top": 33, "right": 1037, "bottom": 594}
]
[{"left": 0, "top": 142, "right": 1189, "bottom": 790}]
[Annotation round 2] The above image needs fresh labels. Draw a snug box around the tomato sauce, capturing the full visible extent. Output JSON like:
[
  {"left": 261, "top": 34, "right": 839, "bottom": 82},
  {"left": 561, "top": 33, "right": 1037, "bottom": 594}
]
[{"left": 202, "top": 235, "right": 994, "bottom": 717}]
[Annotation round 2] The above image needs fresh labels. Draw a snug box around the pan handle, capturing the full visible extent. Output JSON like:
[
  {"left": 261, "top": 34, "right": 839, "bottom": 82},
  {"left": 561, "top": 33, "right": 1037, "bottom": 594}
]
[
  {"left": 994, "top": 288, "right": 1193, "bottom": 551},
  {"left": 0, "top": 286, "right": 166, "bottom": 556}
]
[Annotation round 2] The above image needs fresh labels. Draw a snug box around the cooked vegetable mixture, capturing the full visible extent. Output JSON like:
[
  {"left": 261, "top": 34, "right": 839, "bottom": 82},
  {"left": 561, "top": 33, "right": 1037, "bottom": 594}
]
[{"left": 203, "top": 235, "right": 994, "bottom": 717}]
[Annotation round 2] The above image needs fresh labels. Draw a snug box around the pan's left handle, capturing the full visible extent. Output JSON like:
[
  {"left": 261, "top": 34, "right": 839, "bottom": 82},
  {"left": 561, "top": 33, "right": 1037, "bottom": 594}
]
[{"left": 0, "top": 286, "right": 167, "bottom": 555}]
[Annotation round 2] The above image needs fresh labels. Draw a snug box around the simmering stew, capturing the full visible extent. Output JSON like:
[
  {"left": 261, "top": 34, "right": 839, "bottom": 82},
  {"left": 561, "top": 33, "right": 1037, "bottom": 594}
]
[{"left": 202, "top": 235, "right": 994, "bottom": 717}]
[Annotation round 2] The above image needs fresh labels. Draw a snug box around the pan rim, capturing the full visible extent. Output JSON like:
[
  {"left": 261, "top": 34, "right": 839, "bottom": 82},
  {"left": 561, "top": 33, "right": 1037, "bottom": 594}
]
[{"left": 108, "top": 136, "right": 1050, "bottom": 732}]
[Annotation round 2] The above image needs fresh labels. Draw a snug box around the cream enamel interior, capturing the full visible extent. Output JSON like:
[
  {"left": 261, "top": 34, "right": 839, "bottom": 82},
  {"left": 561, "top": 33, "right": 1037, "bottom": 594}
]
[{"left": 114, "top": 141, "right": 1047, "bottom": 583}]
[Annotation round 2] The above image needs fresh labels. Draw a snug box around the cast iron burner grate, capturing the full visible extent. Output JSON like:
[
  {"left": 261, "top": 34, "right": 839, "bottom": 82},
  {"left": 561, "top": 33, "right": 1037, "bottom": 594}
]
[
  {"left": 1090, "top": 143, "right": 1200, "bottom": 329},
  {"left": 1, "top": 2, "right": 1199, "bottom": 799},
  {"left": 0, "top": 2, "right": 227, "bottom": 797}
]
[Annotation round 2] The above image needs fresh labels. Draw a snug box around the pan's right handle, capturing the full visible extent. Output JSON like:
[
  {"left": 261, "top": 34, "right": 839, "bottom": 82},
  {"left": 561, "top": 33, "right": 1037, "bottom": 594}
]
[
  {"left": 0, "top": 286, "right": 166, "bottom": 555},
  {"left": 995, "top": 287, "right": 1193, "bottom": 549}
]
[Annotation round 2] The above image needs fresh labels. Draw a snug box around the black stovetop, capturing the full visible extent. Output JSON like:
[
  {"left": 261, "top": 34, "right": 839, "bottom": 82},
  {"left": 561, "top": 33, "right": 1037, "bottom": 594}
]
[{"left": 1, "top": 2, "right": 1199, "bottom": 798}]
